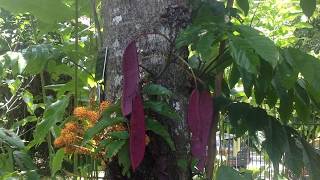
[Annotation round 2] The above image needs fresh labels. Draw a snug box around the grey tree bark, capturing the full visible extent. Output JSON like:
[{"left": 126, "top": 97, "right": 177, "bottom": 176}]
[{"left": 102, "top": 0, "right": 191, "bottom": 179}]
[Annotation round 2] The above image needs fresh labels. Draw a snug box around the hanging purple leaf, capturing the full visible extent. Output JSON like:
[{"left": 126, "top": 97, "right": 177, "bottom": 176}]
[
  {"left": 197, "top": 91, "right": 214, "bottom": 170},
  {"left": 187, "top": 89, "right": 214, "bottom": 171},
  {"left": 122, "top": 41, "right": 139, "bottom": 116},
  {"left": 187, "top": 90, "right": 202, "bottom": 158},
  {"left": 130, "top": 94, "right": 146, "bottom": 171}
]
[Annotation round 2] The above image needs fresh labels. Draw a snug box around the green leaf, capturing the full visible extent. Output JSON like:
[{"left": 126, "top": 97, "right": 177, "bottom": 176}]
[
  {"left": 176, "top": 26, "right": 202, "bottom": 49},
  {"left": 228, "top": 64, "right": 240, "bottom": 88},
  {"left": 24, "top": 44, "right": 61, "bottom": 75},
  {"left": 51, "top": 149, "right": 65, "bottom": 176},
  {"left": 0, "top": 128, "right": 25, "bottom": 149},
  {"left": 82, "top": 117, "right": 125, "bottom": 144},
  {"left": 262, "top": 119, "right": 288, "bottom": 171},
  {"left": 146, "top": 119, "right": 175, "bottom": 150},
  {"left": 29, "top": 95, "right": 69, "bottom": 147},
  {"left": 300, "top": 0, "right": 316, "bottom": 17},
  {"left": 105, "top": 140, "right": 126, "bottom": 159},
  {"left": 0, "top": 0, "right": 73, "bottom": 32},
  {"left": 216, "top": 165, "right": 248, "bottom": 180},
  {"left": 300, "top": 137, "right": 320, "bottom": 179},
  {"left": 13, "top": 151, "right": 40, "bottom": 180},
  {"left": 109, "top": 131, "right": 129, "bottom": 140},
  {"left": 284, "top": 48, "right": 320, "bottom": 104},
  {"left": 196, "top": 32, "right": 219, "bottom": 62},
  {"left": 254, "top": 61, "right": 273, "bottom": 104},
  {"left": 278, "top": 89, "right": 294, "bottom": 123},
  {"left": 284, "top": 135, "right": 303, "bottom": 178},
  {"left": 236, "top": 25, "right": 280, "bottom": 69},
  {"left": 266, "top": 85, "right": 278, "bottom": 108},
  {"left": 229, "top": 36, "right": 260, "bottom": 74},
  {"left": 238, "top": 68, "right": 254, "bottom": 97},
  {"left": 0, "top": 52, "right": 26, "bottom": 75},
  {"left": 144, "top": 101, "right": 181, "bottom": 121},
  {"left": 236, "top": 0, "right": 249, "bottom": 16},
  {"left": 143, "top": 84, "right": 172, "bottom": 97},
  {"left": 294, "top": 90, "right": 311, "bottom": 123},
  {"left": 118, "top": 143, "right": 131, "bottom": 177},
  {"left": 273, "top": 61, "right": 298, "bottom": 90}
]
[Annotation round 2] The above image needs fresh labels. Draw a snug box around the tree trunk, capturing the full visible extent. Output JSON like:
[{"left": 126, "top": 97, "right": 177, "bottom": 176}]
[{"left": 102, "top": 1, "right": 191, "bottom": 179}]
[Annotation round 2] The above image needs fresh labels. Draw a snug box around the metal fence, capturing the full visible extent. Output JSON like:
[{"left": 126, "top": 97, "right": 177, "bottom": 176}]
[{"left": 216, "top": 123, "right": 320, "bottom": 180}]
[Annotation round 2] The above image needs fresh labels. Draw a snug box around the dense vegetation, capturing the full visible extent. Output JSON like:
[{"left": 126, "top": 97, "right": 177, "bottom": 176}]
[{"left": 0, "top": 0, "right": 320, "bottom": 179}]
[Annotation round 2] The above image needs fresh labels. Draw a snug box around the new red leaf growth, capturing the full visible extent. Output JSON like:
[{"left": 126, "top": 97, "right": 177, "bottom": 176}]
[
  {"left": 130, "top": 95, "right": 146, "bottom": 171},
  {"left": 122, "top": 41, "right": 139, "bottom": 116},
  {"left": 187, "top": 89, "right": 214, "bottom": 170}
]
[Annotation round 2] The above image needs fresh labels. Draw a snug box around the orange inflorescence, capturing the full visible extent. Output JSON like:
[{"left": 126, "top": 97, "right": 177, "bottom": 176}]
[
  {"left": 86, "top": 110, "right": 100, "bottom": 123},
  {"left": 64, "top": 122, "right": 78, "bottom": 132},
  {"left": 54, "top": 137, "right": 64, "bottom": 148},
  {"left": 99, "top": 100, "right": 111, "bottom": 112},
  {"left": 55, "top": 101, "right": 132, "bottom": 158},
  {"left": 73, "top": 107, "right": 88, "bottom": 118}
]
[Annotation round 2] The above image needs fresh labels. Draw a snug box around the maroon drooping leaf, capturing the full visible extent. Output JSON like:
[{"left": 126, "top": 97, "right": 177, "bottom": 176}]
[
  {"left": 197, "top": 91, "right": 214, "bottom": 170},
  {"left": 121, "top": 41, "right": 139, "bottom": 116},
  {"left": 187, "top": 89, "right": 214, "bottom": 171},
  {"left": 187, "top": 90, "right": 202, "bottom": 158},
  {"left": 130, "top": 94, "right": 146, "bottom": 171}
]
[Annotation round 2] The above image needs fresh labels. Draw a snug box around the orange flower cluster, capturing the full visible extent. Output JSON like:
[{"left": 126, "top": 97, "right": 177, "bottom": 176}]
[
  {"left": 73, "top": 107, "right": 99, "bottom": 123},
  {"left": 54, "top": 100, "right": 153, "bottom": 159},
  {"left": 99, "top": 100, "right": 111, "bottom": 112},
  {"left": 54, "top": 122, "right": 84, "bottom": 153},
  {"left": 54, "top": 122, "right": 81, "bottom": 148}
]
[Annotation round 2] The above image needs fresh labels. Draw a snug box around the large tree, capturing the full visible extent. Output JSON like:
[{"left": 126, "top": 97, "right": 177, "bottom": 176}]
[{"left": 102, "top": 1, "right": 192, "bottom": 179}]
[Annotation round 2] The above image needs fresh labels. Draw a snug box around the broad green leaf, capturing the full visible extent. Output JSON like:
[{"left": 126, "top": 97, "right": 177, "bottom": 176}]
[
  {"left": 0, "top": 51, "right": 26, "bottom": 75},
  {"left": 118, "top": 143, "right": 131, "bottom": 177},
  {"left": 0, "top": 0, "right": 73, "bottom": 32},
  {"left": 262, "top": 119, "right": 288, "bottom": 172},
  {"left": 196, "top": 32, "right": 219, "bottom": 62},
  {"left": 0, "top": 128, "right": 25, "bottom": 149},
  {"left": 216, "top": 165, "right": 248, "bottom": 180},
  {"left": 51, "top": 149, "right": 65, "bottom": 176},
  {"left": 13, "top": 151, "right": 40, "bottom": 180},
  {"left": 254, "top": 61, "right": 273, "bottom": 104},
  {"left": 109, "top": 131, "right": 129, "bottom": 140},
  {"left": 143, "top": 84, "right": 173, "bottom": 97},
  {"left": 105, "top": 140, "right": 126, "bottom": 159},
  {"left": 144, "top": 101, "right": 181, "bottom": 121},
  {"left": 24, "top": 44, "right": 61, "bottom": 75},
  {"left": 29, "top": 95, "right": 69, "bottom": 147},
  {"left": 82, "top": 117, "right": 125, "bottom": 144},
  {"left": 300, "top": 138, "right": 320, "bottom": 179},
  {"left": 284, "top": 48, "right": 320, "bottom": 104},
  {"left": 228, "top": 64, "right": 240, "bottom": 88},
  {"left": 273, "top": 61, "right": 298, "bottom": 90},
  {"left": 294, "top": 90, "right": 311, "bottom": 123},
  {"left": 266, "top": 85, "right": 278, "bottom": 108},
  {"left": 300, "top": 0, "right": 316, "bottom": 17},
  {"left": 238, "top": 68, "right": 254, "bottom": 97},
  {"left": 284, "top": 135, "right": 303, "bottom": 178},
  {"left": 278, "top": 89, "right": 294, "bottom": 123},
  {"left": 236, "top": 0, "right": 249, "bottom": 16},
  {"left": 229, "top": 36, "right": 260, "bottom": 74},
  {"left": 236, "top": 25, "right": 280, "bottom": 68},
  {"left": 146, "top": 119, "right": 175, "bottom": 150},
  {"left": 176, "top": 26, "right": 202, "bottom": 49}
]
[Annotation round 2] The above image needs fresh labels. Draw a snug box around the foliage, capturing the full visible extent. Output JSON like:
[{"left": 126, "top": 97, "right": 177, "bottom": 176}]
[{"left": 0, "top": 0, "right": 320, "bottom": 179}]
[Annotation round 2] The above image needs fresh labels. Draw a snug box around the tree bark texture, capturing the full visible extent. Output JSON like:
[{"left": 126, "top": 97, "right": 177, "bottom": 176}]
[{"left": 102, "top": 1, "right": 191, "bottom": 179}]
